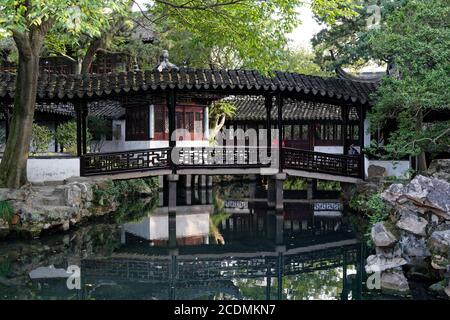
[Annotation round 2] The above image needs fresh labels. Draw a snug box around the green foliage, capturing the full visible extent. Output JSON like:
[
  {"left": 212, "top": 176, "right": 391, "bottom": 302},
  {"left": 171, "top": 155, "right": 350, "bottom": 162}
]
[
  {"left": 283, "top": 49, "right": 334, "bottom": 77},
  {"left": 0, "top": 0, "right": 129, "bottom": 39},
  {"left": 209, "top": 100, "right": 236, "bottom": 142},
  {"left": 0, "top": 200, "right": 14, "bottom": 223},
  {"left": 55, "top": 121, "right": 92, "bottom": 155},
  {"left": 142, "top": 0, "right": 358, "bottom": 73},
  {"left": 312, "top": 0, "right": 406, "bottom": 70},
  {"left": 367, "top": 0, "right": 450, "bottom": 160},
  {"left": 283, "top": 177, "right": 307, "bottom": 190},
  {"left": 317, "top": 181, "right": 342, "bottom": 191},
  {"left": 349, "top": 192, "right": 390, "bottom": 247},
  {"left": 93, "top": 178, "right": 158, "bottom": 207},
  {"left": 111, "top": 196, "right": 159, "bottom": 225},
  {"left": 31, "top": 123, "right": 53, "bottom": 154},
  {"left": 315, "top": 0, "right": 450, "bottom": 161}
]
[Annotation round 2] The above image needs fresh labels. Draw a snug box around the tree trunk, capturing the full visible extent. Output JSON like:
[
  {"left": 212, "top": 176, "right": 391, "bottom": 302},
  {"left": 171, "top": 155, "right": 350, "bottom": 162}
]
[
  {"left": 81, "top": 38, "right": 103, "bottom": 74},
  {"left": 0, "top": 28, "right": 46, "bottom": 188}
]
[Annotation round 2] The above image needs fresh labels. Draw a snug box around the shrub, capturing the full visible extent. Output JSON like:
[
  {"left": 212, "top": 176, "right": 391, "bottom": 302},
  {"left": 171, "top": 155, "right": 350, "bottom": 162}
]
[
  {"left": 55, "top": 121, "right": 92, "bottom": 155},
  {"left": 31, "top": 123, "right": 53, "bottom": 154},
  {"left": 349, "top": 192, "right": 391, "bottom": 247},
  {"left": 283, "top": 177, "right": 307, "bottom": 190}
]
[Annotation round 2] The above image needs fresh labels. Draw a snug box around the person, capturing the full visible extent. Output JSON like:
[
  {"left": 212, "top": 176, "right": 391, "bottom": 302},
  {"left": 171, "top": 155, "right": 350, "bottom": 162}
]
[{"left": 348, "top": 144, "right": 359, "bottom": 155}]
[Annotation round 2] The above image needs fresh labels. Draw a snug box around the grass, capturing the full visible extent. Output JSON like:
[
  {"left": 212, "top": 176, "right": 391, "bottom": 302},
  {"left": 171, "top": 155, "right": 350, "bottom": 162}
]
[{"left": 0, "top": 200, "right": 14, "bottom": 223}]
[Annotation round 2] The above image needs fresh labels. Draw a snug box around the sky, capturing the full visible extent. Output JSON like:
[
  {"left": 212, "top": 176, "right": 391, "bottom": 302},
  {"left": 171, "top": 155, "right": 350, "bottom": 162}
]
[{"left": 288, "top": 6, "right": 323, "bottom": 50}]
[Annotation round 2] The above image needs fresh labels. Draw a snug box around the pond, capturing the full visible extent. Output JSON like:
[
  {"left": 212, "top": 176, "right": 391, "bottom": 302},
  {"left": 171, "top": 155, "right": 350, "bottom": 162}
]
[{"left": 0, "top": 180, "right": 380, "bottom": 300}]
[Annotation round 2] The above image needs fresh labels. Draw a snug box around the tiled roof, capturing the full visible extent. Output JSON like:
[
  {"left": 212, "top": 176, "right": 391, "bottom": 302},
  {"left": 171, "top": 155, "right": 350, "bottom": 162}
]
[
  {"left": 0, "top": 100, "right": 124, "bottom": 119},
  {"left": 226, "top": 96, "right": 359, "bottom": 121},
  {"left": 0, "top": 69, "right": 377, "bottom": 105}
]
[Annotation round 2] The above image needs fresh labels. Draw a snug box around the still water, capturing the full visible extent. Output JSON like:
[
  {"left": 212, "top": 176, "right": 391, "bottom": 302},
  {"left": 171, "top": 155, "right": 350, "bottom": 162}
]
[{"left": 0, "top": 182, "right": 368, "bottom": 300}]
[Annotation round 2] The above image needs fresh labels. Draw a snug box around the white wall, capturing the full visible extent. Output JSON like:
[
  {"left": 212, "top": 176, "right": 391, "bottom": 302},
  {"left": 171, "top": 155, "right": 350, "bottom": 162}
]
[
  {"left": 369, "top": 160, "right": 411, "bottom": 178},
  {"left": 97, "top": 119, "right": 209, "bottom": 153},
  {"left": 26, "top": 157, "right": 80, "bottom": 182},
  {"left": 314, "top": 146, "right": 344, "bottom": 154}
]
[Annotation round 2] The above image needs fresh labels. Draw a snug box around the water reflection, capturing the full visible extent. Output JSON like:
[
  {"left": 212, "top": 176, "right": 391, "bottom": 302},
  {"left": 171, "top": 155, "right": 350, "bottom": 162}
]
[{"left": 0, "top": 185, "right": 365, "bottom": 300}]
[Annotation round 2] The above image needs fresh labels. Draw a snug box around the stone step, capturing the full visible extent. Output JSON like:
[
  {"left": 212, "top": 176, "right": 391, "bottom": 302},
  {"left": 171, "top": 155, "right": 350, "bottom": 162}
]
[{"left": 34, "top": 196, "right": 66, "bottom": 207}]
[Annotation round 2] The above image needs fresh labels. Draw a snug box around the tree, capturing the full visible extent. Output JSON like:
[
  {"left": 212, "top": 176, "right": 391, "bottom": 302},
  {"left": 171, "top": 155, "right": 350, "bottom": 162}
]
[
  {"left": 283, "top": 48, "right": 334, "bottom": 77},
  {"left": 208, "top": 101, "right": 236, "bottom": 142},
  {"left": 143, "top": 0, "right": 359, "bottom": 73},
  {"left": 367, "top": 0, "right": 450, "bottom": 171},
  {"left": 312, "top": 0, "right": 406, "bottom": 71},
  {"left": 0, "top": 0, "right": 128, "bottom": 187}
]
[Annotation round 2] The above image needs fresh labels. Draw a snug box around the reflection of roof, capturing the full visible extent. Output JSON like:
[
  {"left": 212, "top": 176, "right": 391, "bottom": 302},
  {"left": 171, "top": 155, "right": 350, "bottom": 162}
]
[
  {"left": 0, "top": 69, "right": 377, "bottom": 104},
  {"left": 227, "top": 96, "right": 359, "bottom": 121}
]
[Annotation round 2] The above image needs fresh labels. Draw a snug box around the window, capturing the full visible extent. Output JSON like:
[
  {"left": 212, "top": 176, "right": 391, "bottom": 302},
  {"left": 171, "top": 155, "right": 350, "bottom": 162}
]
[
  {"left": 153, "top": 104, "right": 204, "bottom": 140},
  {"left": 126, "top": 107, "right": 149, "bottom": 140},
  {"left": 315, "top": 123, "right": 343, "bottom": 144}
]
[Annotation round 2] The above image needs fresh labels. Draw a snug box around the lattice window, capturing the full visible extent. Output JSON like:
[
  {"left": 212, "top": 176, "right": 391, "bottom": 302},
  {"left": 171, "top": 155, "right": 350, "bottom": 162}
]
[{"left": 126, "top": 107, "right": 149, "bottom": 140}]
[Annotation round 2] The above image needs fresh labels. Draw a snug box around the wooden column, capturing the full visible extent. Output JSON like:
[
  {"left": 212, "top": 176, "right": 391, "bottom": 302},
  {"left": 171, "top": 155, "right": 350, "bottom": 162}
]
[
  {"left": 75, "top": 101, "right": 82, "bottom": 157},
  {"left": 82, "top": 101, "right": 88, "bottom": 155},
  {"left": 276, "top": 94, "right": 283, "bottom": 171},
  {"left": 358, "top": 105, "right": 365, "bottom": 150},
  {"left": 54, "top": 115, "right": 59, "bottom": 152},
  {"left": 342, "top": 105, "right": 349, "bottom": 155},
  {"left": 358, "top": 105, "right": 366, "bottom": 179},
  {"left": 265, "top": 95, "right": 272, "bottom": 155},
  {"left": 167, "top": 90, "right": 176, "bottom": 148}
]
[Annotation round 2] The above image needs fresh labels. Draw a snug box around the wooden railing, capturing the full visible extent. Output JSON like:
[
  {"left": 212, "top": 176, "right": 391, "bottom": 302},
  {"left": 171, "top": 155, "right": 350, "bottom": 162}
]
[
  {"left": 173, "top": 146, "right": 270, "bottom": 168},
  {"left": 81, "top": 148, "right": 171, "bottom": 176},
  {"left": 282, "top": 147, "right": 363, "bottom": 178},
  {"left": 80, "top": 146, "right": 363, "bottom": 179}
]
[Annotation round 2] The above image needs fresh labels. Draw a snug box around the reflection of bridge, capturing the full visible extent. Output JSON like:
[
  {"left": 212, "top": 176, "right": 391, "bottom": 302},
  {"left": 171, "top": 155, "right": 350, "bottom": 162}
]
[
  {"left": 80, "top": 146, "right": 364, "bottom": 183},
  {"left": 80, "top": 199, "right": 364, "bottom": 300},
  {"left": 81, "top": 242, "right": 363, "bottom": 300}
]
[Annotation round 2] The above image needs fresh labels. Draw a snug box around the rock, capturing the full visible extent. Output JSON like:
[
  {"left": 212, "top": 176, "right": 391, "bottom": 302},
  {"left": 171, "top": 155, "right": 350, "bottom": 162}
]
[
  {"left": 376, "top": 244, "right": 402, "bottom": 259},
  {"left": 371, "top": 221, "right": 398, "bottom": 247},
  {"left": 427, "top": 159, "right": 450, "bottom": 183},
  {"left": 403, "top": 176, "right": 450, "bottom": 219},
  {"left": 381, "top": 270, "right": 410, "bottom": 296},
  {"left": 64, "top": 184, "right": 82, "bottom": 207},
  {"left": 368, "top": 165, "right": 388, "bottom": 178},
  {"left": 428, "top": 230, "right": 450, "bottom": 256},
  {"left": 399, "top": 233, "right": 431, "bottom": 258},
  {"left": 445, "top": 285, "right": 450, "bottom": 298},
  {"left": 365, "top": 254, "right": 408, "bottom": 273},
  {"left": 381, "top": 183, "right": 405, "bottom": 206},
  {"left": 431, "top": 255, "right": 450, "bottom": 270},
  {"left": 429, "top": 280, "right": 447, "bottom": 294},
  {"left": 396, "top": 209, "right": 428, "bottom": 236}
]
